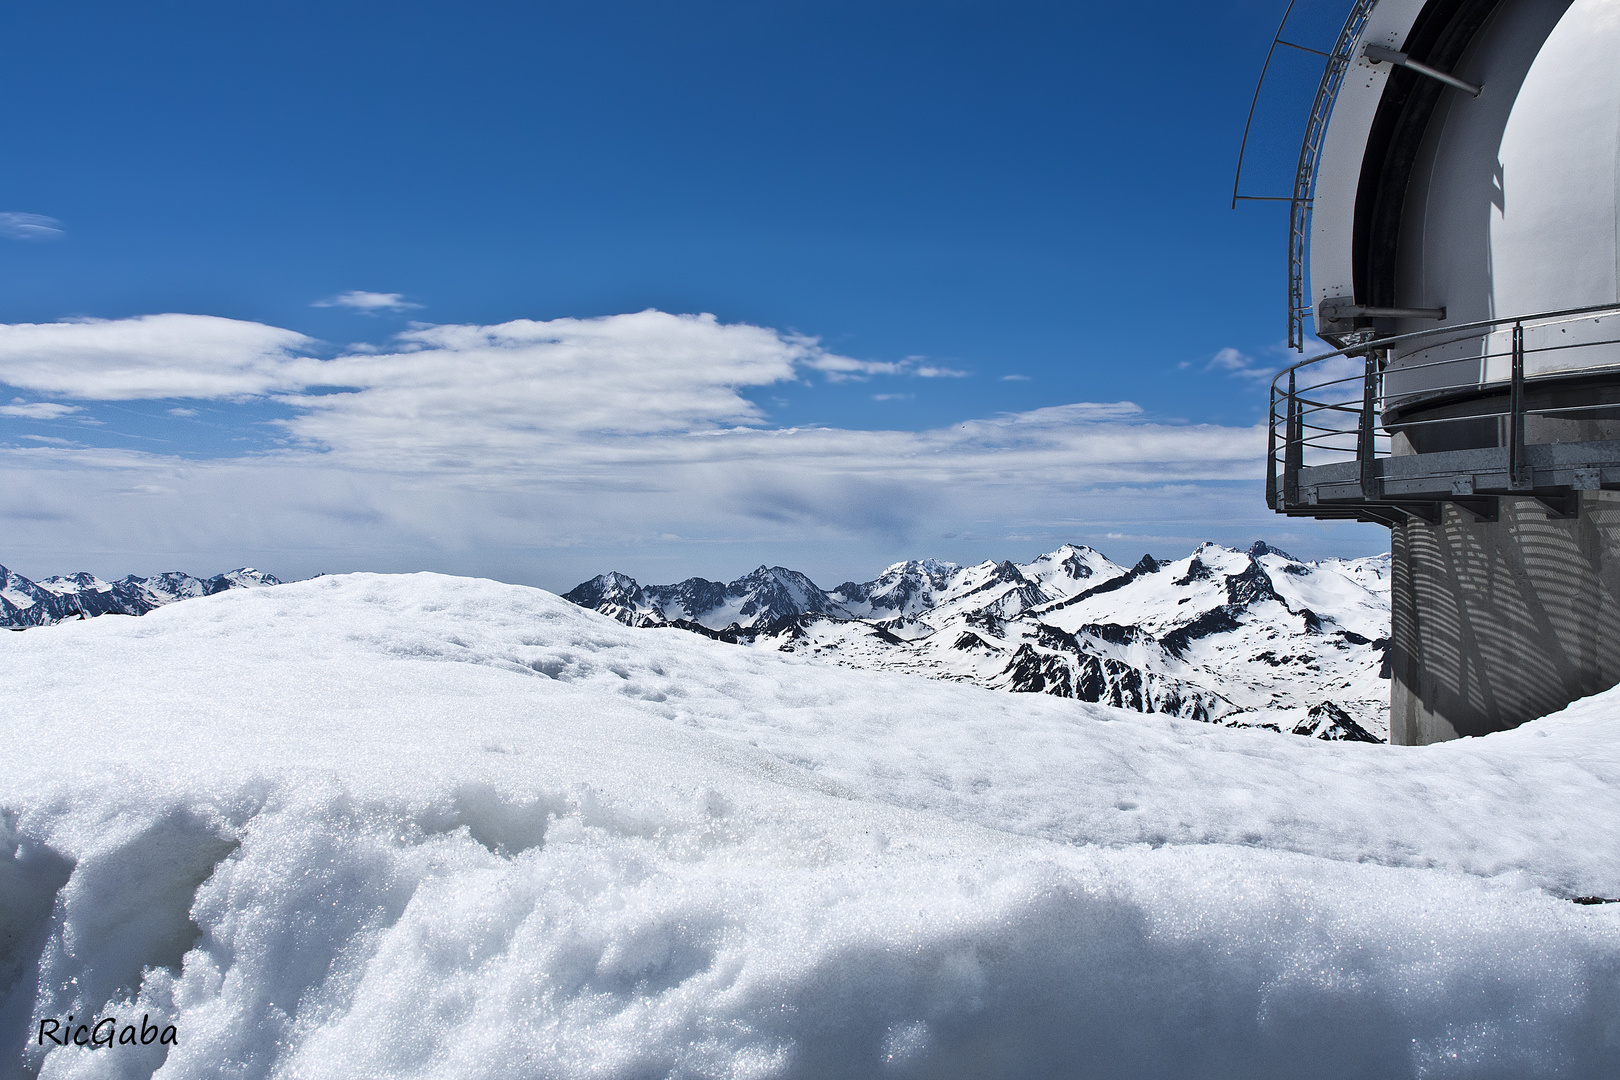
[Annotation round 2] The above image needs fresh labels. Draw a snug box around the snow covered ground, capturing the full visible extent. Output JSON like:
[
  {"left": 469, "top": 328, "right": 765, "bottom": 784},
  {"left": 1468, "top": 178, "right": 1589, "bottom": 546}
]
[{"left": 2, "top": 573, "right": 1618, "bottom": 1079}]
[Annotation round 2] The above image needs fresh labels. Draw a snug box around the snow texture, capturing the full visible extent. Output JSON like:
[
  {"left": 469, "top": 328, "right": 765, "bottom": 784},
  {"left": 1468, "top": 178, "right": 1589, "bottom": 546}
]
[
  {"left": 566, "top": 542, "right": 1392, "bottom": 740},
  {"left": 2, "top": 573, "right": 1617, "bottom": 1079}
]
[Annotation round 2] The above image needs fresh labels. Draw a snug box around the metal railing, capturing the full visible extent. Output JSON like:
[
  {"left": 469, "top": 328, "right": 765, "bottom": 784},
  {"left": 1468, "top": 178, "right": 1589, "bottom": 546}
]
[{"left": 1268, "top": 303, "right": 1620, "bottom": 523}]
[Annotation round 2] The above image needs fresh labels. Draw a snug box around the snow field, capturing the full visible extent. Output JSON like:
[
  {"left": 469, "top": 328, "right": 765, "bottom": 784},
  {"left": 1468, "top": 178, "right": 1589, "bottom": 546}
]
[{"left": 2, "top": 573, "right": 1619, "bottom": 1078}]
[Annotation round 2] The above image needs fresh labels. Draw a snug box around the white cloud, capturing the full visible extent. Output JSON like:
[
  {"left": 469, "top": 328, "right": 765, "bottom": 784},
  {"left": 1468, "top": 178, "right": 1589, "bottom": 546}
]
[
  {"left": 0, "top": 310, "right": 1288, "bottom": 583},
  {"left": 800, "top": 351, "right": 969, "bottom": 383},
  {"left": 0, "top": 314, "right": 318, "bottom": 400},
  {"left": 0, "top": 401, "right": 81, "bottom": 419},
  {"left": 0, "top": 212, "right": 64, "bottom": 241},
  {"left": 168, "top": 407, "right": 199, "bottom": 417},
  {"left": 313, "top": 291, "right": 423, "bottom": 313},
  {"left": 1000, "top": 374, "right": 1031, "bottom": 382},
  {"left": 800, "top": 353, "right": 908, "bottom": 382},
  {"left": 1205, "top": 347, "right": 1277, "bottom": 383},
  {"left": 275, "top": 311, "right": 813, "bottom": 464}
]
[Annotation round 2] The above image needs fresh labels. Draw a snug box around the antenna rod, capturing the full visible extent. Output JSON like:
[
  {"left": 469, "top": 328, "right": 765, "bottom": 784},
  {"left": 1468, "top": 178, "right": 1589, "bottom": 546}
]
[{"left": 1363, "top": 43, "right": 1482, "bottom": 97}]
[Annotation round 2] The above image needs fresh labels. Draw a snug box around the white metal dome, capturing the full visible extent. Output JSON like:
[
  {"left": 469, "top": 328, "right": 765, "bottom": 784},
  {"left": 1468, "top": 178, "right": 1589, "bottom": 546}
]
[
  {"left": 1258, "top": 0, "right": 1620, "bottom": 745},
  {"left": 1311, "top": 0, "right": 1620, "bottom": 410}
]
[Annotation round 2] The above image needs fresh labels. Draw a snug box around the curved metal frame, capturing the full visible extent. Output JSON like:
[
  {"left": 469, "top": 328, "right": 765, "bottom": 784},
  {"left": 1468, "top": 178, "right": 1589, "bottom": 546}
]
[
  {"left": 1233, "top": 0, "right": 1381, "bottom": 350},
  {"left": 1232, "top": 0, "right": 1307, "bottom": 209},
  {"left": 1289, "top": 0, "right": 1379, "bottom": 350}
]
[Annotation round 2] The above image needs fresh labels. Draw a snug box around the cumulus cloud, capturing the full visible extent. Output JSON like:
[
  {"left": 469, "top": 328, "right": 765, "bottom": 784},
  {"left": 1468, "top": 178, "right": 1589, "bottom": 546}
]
[
  {"left": 1206, "top": 347, "right": 1292, "bottom": 384},
  {"left": 0, "top": 400, "right": 81, "bottom": 419},
  {"left": 276, "top": 311, "right": 815, "bottom": 466},
  {"left": 0, "top": 314, "right": 318, "bottom": 399},
  {"left": 313, "top": 291, "right": 423, "bottom": 313},
  {"left": 0, "top": 212, "right": 64, "bottom": 241},
  {"left": 0, "top": 309, "right": 1281, "bottom": 582}
]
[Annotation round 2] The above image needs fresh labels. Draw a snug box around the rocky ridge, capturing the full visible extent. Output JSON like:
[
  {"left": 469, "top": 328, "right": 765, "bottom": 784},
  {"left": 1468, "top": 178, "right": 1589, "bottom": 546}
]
[
  {"left": 1, "top": 565, "right": 281, "bottom": 628},
  {"left": 565, "top": 542, "right": 1391, "bottom": 741}
]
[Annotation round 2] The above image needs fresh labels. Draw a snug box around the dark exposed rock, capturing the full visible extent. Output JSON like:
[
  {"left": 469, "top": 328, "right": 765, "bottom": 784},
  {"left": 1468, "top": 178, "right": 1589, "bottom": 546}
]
[
  {"left": 963, "top": 608, "right": 1005, "bottom": 637},
  {"left": 1224, "top": 558, "right": 1280, "bottom": 610},
  {"left": 1076, "top": 622, "right": 1155, "bottom": 647},
  {"left": 1175, "top": 558, "right": 1214, "bottom": 586},
  {"left": 1000, "top": 645, "right": 1074, "bottom": 697},
  {"left": 1057, "top": 551, "right": 1096, "bottom": 580},
  {"left": 1034, "top": 623, "right": 1081, "bottom": 653},
  {"left": 1161, "top": 608, "right": 1242, "bottom": 659},
  {"left": 998, "top": 643, "right": 1233, "bottom": 724},
  {"left": 1293, "top": 701, "right": 1381, "bottom": 742},
  {"left": 1248, "top": 540, "right": 1301, "bottom": 562}
]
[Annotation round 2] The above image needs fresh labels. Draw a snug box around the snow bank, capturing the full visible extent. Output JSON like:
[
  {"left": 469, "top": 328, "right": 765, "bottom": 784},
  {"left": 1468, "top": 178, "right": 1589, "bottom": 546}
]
[{"left": 2, "top": 573, "right": 1618, "bottom": 1079}]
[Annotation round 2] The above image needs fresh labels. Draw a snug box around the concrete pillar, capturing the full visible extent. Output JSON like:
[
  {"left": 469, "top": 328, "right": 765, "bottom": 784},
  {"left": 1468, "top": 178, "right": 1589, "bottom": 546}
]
[{"left": 1389, "top": 490, "right": 1620, "bottom": 744}]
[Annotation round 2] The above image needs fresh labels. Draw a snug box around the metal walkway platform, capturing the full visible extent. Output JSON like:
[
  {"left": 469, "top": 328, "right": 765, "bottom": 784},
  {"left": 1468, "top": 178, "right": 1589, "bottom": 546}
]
[{"left": 1268, "top": 303, "right": 1620, "bottom": 527}]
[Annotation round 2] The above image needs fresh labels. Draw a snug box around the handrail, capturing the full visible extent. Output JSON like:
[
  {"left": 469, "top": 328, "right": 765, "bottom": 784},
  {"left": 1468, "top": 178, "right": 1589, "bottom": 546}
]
[
  {"left": 1270, "top": 302, "right": 1620, "bottom": 389},
  {"left": 1267, "top": 302, "right": 1620, "bottom": 517}
]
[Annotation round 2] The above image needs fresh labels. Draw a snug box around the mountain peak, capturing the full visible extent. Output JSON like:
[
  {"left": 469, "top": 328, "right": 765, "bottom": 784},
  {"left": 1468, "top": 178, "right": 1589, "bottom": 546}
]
[
  {"left": 562, "top": 572, "right": 643, "bottom": 608},
  {"left": 1248, "top": 540, "right": 1301, "bottom": 562}
]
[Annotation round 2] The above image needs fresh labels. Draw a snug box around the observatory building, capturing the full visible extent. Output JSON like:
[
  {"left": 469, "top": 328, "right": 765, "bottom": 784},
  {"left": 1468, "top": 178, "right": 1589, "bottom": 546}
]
[{"left": 1253, "top": 0, "right": 1620, "bottom": 744}]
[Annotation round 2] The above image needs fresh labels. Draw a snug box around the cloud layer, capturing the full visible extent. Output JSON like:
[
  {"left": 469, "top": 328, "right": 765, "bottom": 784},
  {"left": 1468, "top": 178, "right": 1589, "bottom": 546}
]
[{"left": 0, "top": 310, "right": 1308, "bottom": 584}]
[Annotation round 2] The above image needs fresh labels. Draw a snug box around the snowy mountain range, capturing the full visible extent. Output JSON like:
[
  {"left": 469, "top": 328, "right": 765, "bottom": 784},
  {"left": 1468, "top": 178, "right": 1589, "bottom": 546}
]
[
  {"left": 566, "top": 542, "right": 1392, "bottom": 741},
  {"left": 1, "top": 565, "right": 281, "bottom": 628}
]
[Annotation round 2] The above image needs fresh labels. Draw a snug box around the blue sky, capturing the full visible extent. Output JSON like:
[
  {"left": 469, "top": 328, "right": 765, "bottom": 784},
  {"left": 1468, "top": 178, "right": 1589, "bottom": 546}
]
[{"left": 0, "top": 0, "right": 1385, "bottom": 589}]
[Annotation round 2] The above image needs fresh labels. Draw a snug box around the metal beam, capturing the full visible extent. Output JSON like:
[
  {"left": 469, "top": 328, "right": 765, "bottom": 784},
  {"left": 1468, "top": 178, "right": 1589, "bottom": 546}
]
[
  {"left": 1529, "top": 491, "right": 1580, "bottom": 519},
  {"left": 1319, "top": 300, "right": 1446, "bottom": 321},
  {"left": 1509, "top": 322, "right": 1529, "bottom": 489},
  {"left": 1363, "top": 43, "right": 1482, "bottom": 97}
]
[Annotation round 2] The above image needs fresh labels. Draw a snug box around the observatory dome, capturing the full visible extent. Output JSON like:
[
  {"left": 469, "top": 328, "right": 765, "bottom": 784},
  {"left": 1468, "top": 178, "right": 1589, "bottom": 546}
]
[
  {"left": 1258, "top": 0, "right": 1620, "bottom": 745},
  {"left": 1312, "top": 0, "right": 1620, "bottom": 445}
]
